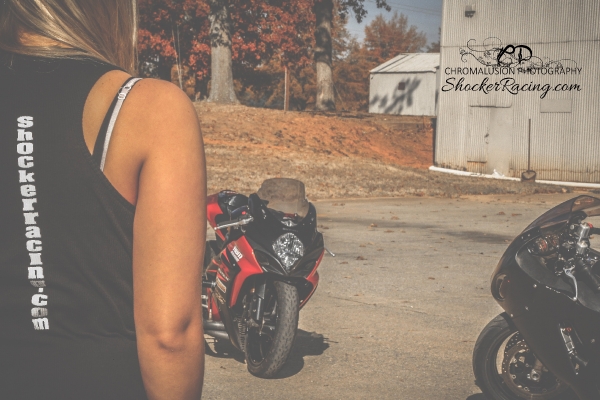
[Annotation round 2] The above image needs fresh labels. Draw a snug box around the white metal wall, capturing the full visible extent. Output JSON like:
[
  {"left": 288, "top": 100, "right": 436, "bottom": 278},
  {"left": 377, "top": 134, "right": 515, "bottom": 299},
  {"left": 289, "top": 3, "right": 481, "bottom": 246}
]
[
  {"left": 369, "top": 72, "right": 437, "bottom": 116},
  {"left": 436, "top": 0, "right": 600, "bottom": 182}
]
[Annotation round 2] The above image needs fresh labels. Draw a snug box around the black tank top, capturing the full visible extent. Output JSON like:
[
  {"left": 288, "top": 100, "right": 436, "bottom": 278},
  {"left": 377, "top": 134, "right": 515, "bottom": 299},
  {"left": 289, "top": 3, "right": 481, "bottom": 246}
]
[{"left": 0, "top": 52, "right": 148, "bottom": 399}]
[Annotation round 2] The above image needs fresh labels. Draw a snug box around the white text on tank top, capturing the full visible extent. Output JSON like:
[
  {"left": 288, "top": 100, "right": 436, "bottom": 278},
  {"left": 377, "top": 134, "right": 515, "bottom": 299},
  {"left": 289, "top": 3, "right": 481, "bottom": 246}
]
[{"left": 17, "top": 116, "right": 49, "bottom": 331}]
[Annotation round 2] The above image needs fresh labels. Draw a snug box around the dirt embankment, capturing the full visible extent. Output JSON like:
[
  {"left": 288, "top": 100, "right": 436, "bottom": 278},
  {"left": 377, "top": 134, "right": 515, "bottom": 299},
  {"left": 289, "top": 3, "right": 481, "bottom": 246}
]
[{"left": 197, "top": 102, "right": 575, "bottom": 199}]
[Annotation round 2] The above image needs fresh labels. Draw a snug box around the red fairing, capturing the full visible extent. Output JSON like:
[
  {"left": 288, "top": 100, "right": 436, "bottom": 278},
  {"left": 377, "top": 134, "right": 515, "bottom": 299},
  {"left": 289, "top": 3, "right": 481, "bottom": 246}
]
[
  {"left": 300, "top": 249, "right": 324, "bottom": 308},
  {"left": 228, "top": 236, "right": 264, "bottom": 306},
  {"left": 206, "top": 194, "right": 225, "bottom": 240}
]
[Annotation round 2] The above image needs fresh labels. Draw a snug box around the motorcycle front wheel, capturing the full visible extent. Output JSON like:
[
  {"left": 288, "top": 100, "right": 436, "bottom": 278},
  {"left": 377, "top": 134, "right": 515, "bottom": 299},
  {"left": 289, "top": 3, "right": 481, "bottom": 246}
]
[
  {"left": 245, "top": 280, "right": 299, "bottom": 378},
  {"left": 473, "top": 313, "right": 576, "bottom": 400}
]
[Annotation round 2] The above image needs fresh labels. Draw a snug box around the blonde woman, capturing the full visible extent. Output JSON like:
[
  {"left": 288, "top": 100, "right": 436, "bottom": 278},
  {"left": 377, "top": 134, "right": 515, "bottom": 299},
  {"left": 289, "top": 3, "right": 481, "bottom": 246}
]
[{"left": 0, "top": 1, "right": 206, "bottom": 399}]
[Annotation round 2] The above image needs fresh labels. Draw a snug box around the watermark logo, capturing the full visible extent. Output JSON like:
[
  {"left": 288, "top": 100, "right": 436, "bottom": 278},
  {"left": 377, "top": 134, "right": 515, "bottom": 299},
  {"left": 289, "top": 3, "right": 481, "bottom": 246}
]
[
  {"left": 496, "top": 44, "right": 532, "bottom": 67},
  {"left": 459, "top": 37, "right": 577, "bottom": 71},
  {"left": 440, "top": 37, "right": 583, "bottom": 99}
]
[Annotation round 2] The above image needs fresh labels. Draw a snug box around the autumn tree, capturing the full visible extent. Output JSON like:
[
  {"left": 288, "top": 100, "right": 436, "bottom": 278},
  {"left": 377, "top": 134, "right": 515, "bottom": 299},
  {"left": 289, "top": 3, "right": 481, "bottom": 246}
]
[
  {"left": 313, "top": 0, "right": 390, "bottom": 111},
  {"left": 208, "top": 0, "right": 318, "bottom": 104},
  {"left": 427, "top": 28, "right": 441, "bottom": 53},
  {"left": 363, "top": 11, "right": 427, "bottom": 65},
  {"left": 208, "top": 0, "right": 237, "bottom": 103},
  {"left": 332, "top": 17, "right": 371, "bottom": 111},
  {"left": 138, "top": 0, "right": 211, "bottom": 95},
  {"left": 139, "top": 0, "right": 315, "bottom": 101},
  {"left": 330, "top": 11, "right": 429, "bottom": 111},
  {"left": 313, "top": 0, "right": 335, "bottom": 111},
  {"left": 138, "top": 1, "right": 428, "bottom": 110},
  {"left": 219, "top": 0, "right": 315, "bottom": 110}
]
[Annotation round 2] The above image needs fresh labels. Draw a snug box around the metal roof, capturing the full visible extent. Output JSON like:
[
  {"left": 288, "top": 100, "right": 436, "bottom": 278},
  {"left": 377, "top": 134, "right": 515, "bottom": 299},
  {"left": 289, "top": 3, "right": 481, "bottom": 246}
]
[{"left": 370, "top": 53, "right": 440, "bottom": 74}]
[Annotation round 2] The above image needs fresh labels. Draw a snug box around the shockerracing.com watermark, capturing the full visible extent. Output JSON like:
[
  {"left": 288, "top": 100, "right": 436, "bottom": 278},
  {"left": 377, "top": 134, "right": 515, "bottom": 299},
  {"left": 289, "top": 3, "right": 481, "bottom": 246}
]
[
  {"left": 442, "top": 37, "right": 583, "bottom": 99},
  {"left": 442, "top": 76, "right": 582, "bottom": 99}
]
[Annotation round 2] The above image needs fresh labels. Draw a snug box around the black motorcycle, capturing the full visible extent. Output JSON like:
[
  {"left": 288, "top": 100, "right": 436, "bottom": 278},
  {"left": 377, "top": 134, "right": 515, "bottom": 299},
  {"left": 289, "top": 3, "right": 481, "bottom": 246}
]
[{"left": 474, "top": 196, "right": 600, "bottom": 400}]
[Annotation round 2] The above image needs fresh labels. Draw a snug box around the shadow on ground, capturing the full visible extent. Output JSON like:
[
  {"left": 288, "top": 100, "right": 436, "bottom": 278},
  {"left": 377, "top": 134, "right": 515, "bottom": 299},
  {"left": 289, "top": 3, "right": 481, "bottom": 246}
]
[
  {"left": 466, "top": 394, "right": 488, "bottom": 400},
  {"left": 275, "top": 330, "right": 331, "bottom": 378},
  {"left": 205, "top": 329, "right": 330, "bottom": 379},
  {"left": 204, "top": 337, "right": 245, "bottom": 363}
]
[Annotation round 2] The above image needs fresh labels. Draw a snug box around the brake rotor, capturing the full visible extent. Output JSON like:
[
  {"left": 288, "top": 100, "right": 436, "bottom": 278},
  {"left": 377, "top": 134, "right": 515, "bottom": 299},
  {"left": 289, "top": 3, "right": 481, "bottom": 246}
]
[{"left": 501, "top": 340, "right": 570, "bottom": 399}]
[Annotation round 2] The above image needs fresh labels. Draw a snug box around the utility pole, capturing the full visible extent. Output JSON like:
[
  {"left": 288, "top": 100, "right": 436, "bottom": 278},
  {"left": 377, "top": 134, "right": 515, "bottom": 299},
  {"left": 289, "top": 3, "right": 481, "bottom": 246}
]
[{"left": 284, "top": 66, "right": 289, "bottom": 112}]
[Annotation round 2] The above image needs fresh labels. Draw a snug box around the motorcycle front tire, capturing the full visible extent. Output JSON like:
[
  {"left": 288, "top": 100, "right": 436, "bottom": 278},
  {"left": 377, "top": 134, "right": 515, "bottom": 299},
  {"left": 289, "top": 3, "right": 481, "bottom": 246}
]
[
  {"left": 246, "top": 281, "right": 299, "bottom": 378},
  {"left": 473, "top": 313, "right": 577, "bottom": 400}
]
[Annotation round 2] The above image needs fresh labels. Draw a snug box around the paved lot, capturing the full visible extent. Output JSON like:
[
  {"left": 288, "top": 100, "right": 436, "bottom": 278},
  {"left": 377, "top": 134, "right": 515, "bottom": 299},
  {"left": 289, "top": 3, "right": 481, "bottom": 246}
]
[{"left": 202, "top": 193, "right": 579, "bottom": 399}]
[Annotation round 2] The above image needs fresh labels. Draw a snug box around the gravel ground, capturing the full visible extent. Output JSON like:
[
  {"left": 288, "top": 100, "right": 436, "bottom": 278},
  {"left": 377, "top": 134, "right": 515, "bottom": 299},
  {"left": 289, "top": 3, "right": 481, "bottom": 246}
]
[
  {"left": 206, "top": 145, "right": 573, "bottom": 199},
  {"left": 198, "top": 103, "right": 579, "bottom": 199}
]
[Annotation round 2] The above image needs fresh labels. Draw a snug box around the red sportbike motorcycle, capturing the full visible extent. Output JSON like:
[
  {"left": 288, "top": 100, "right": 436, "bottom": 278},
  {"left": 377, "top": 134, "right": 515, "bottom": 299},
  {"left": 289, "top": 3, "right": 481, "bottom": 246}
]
[{"left": 202, "top": 179, "right": 327, "bottom": 378}]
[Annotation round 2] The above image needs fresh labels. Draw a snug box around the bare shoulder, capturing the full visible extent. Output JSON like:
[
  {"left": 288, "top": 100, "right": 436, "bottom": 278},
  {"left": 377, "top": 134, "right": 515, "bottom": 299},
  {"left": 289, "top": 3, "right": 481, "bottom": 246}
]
[
  {"left": 128, "top": 78, "right": 199, "bottom": 125},
  {"left": 121, "top": 78, "right": 202, "bottom": 154},
  {"left": 131, "top": 78, "right": 189, "bottom": 102}
]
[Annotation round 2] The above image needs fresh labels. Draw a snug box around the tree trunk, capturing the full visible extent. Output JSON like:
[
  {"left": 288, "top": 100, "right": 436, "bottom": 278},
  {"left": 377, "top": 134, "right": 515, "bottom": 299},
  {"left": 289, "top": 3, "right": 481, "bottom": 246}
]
[
  {"left": 208, "top": 0, "right": 238, "bottom": 104},
  {"left": 171, "top": 64, "right": 197, "bottom": 99},
  {"left": 314, "top": 0, "right": 335, "bottom": 111}
]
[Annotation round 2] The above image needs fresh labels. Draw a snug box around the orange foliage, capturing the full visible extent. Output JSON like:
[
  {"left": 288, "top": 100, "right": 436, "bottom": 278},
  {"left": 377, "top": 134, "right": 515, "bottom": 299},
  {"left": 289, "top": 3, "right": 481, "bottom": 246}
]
[{"left": 138, "top": 0, "right": 314, "bottom": 97}]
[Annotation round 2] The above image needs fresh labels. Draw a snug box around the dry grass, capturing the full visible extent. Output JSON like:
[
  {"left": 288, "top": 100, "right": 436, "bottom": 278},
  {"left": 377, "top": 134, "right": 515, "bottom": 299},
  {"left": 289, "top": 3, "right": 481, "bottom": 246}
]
[{"left": 197, "top": 102, "right": 572, "bottom": 199}]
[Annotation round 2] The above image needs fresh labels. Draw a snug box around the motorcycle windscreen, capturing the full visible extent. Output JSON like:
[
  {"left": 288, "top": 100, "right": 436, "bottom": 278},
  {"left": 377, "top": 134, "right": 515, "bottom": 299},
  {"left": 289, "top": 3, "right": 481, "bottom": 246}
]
[
  {"left": 256, "top": 178, "right": 310, "bottom": 218},
  {"left": 522, "top": 195, "right": 600, "bottom": 234},
  {"left": 515, "top": 195, "right": 600, "bottom": 311}
]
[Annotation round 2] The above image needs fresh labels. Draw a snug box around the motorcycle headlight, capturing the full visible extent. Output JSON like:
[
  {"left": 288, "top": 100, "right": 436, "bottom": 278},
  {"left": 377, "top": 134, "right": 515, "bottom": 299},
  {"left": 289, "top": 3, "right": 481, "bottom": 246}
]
[{"left": 272, "top": 233, "right": 304, "bottom": 270}]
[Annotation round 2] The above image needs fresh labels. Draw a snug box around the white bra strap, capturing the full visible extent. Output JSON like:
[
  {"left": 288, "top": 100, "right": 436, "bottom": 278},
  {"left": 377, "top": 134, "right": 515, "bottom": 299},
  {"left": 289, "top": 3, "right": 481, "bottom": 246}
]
[{"left": 99, "top": 77, "right": 143, "bottom": 171}]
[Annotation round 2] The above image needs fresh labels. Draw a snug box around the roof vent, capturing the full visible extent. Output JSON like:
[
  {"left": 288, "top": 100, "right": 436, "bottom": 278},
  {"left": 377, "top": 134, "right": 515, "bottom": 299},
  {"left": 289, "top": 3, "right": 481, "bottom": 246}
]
[{"left": 465, "top": 5, "right": 475, "bottom": 17}]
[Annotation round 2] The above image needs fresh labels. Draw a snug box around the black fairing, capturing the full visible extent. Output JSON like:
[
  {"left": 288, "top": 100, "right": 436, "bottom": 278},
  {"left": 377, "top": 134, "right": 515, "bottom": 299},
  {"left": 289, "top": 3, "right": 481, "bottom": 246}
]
[
  {"left": 213, "top": 191, "right": 323, "bottom": 278},
  {"left": 217, "top": 191, "right": 249, "bottom": 216},
  {"left": 492, "top": 219, "right": 600, "bottom": 315},
  {"left": 490, "top": 197, "right": 600, "bottom": 397},
  {"left": 246, "top": 193, "right": 323, "bottom": 277}
]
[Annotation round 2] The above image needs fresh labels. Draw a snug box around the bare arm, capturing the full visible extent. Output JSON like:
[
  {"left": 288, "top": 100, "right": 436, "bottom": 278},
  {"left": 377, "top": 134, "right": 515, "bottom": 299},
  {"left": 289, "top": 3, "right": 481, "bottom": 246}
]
[{"left": 128, "top": 80, "right": 206, "bottom": 399}]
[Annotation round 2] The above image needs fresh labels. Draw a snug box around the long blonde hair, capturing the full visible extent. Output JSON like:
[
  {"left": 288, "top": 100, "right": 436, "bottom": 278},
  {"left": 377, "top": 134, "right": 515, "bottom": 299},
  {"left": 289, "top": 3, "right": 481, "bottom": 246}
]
[{"left": 0, "top": 0, "right": 138, "bottom": 74}]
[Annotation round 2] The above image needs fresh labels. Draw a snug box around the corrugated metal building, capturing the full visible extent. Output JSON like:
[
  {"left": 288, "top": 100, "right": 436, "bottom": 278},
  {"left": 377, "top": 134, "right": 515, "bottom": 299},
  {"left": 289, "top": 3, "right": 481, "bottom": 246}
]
[
  {"left": 369, "top": 53, "right": 440, "bottom": 116},
  {"left": 435, "top": 0, "right": 600, "bottom": 183}
]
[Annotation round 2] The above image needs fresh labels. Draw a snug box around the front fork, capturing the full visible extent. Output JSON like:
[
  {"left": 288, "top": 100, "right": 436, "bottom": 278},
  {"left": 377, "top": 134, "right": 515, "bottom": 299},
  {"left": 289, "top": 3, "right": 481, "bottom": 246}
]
[
  {"left": 559, "top": 324, "right": 588, "bottom": 372},
  {"left": 202, "top": 278, "right": 217, "bottom": 321},
  {"left": 246, "top": 280, "right": 267, "bottom": 329},
  {"left": 525, "top": 323, "right": 588, "bottom": 381},
  {"left": 254, "top": 282, "right": 267, "bottom": 322}
]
